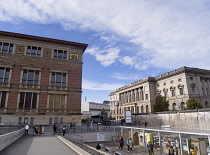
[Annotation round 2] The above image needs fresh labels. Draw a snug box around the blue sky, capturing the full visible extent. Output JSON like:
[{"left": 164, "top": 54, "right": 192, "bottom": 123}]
[{"left": 1, "top": 0, "right": 210, "bottom": 103}]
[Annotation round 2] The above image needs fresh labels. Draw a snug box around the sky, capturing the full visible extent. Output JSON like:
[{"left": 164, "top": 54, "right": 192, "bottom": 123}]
[{"left": 1, "top": 0, "right": 210, "bottom": 103}]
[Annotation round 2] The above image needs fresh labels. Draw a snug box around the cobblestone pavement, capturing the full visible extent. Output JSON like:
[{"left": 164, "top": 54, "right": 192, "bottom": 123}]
[{"left": 86, "top": 142, "right": 168, "bottom": 155}]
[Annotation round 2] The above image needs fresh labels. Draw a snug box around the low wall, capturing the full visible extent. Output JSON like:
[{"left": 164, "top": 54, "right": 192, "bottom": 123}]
[
  {"left": 132, "top": 110, "right": 210, "bottom": 130},
  {"left": 69, "top": 131, "right": 118, "bottom": 143},
  {"left": 0, "top": 128, "right": 24, "bottom": 151}
]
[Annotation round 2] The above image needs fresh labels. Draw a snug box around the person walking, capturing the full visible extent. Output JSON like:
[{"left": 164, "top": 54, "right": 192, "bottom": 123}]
[
  {"left": 130, "top": 138, "right": 134, "bottom": 150},
  {"left": 62, "top": 126, "right": 66, "bottom": 136},
  {"left": 96, "top": 143, "right": 101, "bottom": 150},
  {"left": 147, "top": 141, "right": 154, "bottom": 155},
  {"left": 189, "top": 148, "right": 196, "bottom": 155},
  {"left": 126, "top": 139, "right": 131, "bottom": 152},
  {"left": 53, "top": 124, "right": 57, "bottom": 135},
  {"left": 168, "top": 146, "right": 175, "bottom": 155},
  {"left": 118, "top": 137, "right": 124, "bottom": 149},
  {"left": 25, "top": 124, "right": 29, "bottom": 135}
]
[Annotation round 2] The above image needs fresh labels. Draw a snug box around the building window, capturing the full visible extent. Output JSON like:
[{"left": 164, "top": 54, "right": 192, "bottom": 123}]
[
  {"left": 70, "top": 54, "right": 79, "bottom": 60},
  {"left": 60, "top": 117, "right": 63, "bottom": 124},
  {"left": 180, "top": 102, "right": 185, "bottom": 110},
  {"left": 49, "top": 117, "right": 52, "bottom": 124},
  {"left": 163, "top": 82, "right": 166, "bottom": 86},
  {"left": 26, "top": 46, "right": 41, "bottom": 57},
  {"left": 50, "top": 72, "right": 66, "bottom": 87},
  {"left": 22, "top": 70, "right": 39, "bottom": 85},
  {"left": 170, "top": 80, "right": 174, "bottom": 84},
  {"left": 24, "top": 117, "right": 28, "bottom": 124},
  {"left": 145, "top": 94, "right": 148, "bottom": 100},
  {"left": 178, "top": 78, "right": 182, "bottom": 82},
  {"left": 30, "top": 117, "right": 34, "bottom": 124},
  {"left": 146, "top": 105, "right": 149, "bottom": 113},
  {"left": 179, "top": 88, "right": 183, "bottom": 95},
  {"left": 171, "top": 90, "right": 175, "bottom": 97},
  {"left": 53, "top": 49, "right": 67, "bottom": 60},
  {"left": 141, "top": 106, "right": 144, "bottom": 113},
  {"left": 0, "top": 67, "right": 10, "bottom": 84},
  {"left": 172, "top": 103, "right": 176, "bottom": 110},
  {"left": 190, "top": 77, "right": 193, "bottom": 81},
  {"left": 0, "top": 42, "right": 13, "bottom": 54},
  {"left": 19, "top": 92, "right": 38, "bottom": 109},
  {"left": 54, "top": 117, "right": 58, "bottom": 124},
  {"left": 18, "top": 117, "right": 22, "bottom": 124},
  {"left": 49, "top": 94, "right": 65, "bottom": 110},
  {"left": 164, "top": 91, "right": 168, "bottom": 97},
  {"left": 205, "top": 101, "right": 208, "bottom": 108},
  {"left": 0, "top": 91, "right": 7, "bottom": 108},
  {"left": 191, "top": 86, "right": 195, "bottom": 93}
]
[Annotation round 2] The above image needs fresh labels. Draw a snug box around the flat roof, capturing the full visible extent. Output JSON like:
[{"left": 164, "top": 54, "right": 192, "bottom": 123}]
[{"left": 119, "top": 126, "right": 210, "bottom": 136}]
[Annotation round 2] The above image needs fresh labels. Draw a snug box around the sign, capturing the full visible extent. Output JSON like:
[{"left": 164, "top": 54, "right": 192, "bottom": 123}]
[
  {"left": 125, "top": 110, "right": 132, "bottom": 123},
  {"left": 97, "top": 132, "right": 105, "bottom": 141}
]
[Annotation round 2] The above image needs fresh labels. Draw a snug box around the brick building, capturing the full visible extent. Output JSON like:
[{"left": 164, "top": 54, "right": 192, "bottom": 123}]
[{"left": 0, "top": 31, "right": 88, "bottom": 125}]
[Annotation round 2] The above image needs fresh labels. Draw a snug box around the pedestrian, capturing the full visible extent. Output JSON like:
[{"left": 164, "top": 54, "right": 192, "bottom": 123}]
[
  {"left": 130, "top": 138, "right": 134, "bottom": 150},
  {"left": 62, "top": 126, "right": 66, "bottom": 136},
  {"left": 121, "top": 137, "right": 124, "bottom": 149},
  {"left": 168, "top": 146, "right": 175, "bottom": 155},
  {"left": 118, "top": 137, "right": 122, "bottom": 149},
  {"left": 25, "top": 124, "right": 29, "bottom": 135},
  {"left": 189, "top": 148, "right": 196, "bottom": 155},
  {"left": 147, "top": 141, "right": 154, "bottom": 155},
  {"left": 96, "top": 143, "right": 101, "bottom": 150},
  {"left": 39, "top": 125, "right": 42, "bottom": 134},
  {"left": 53, "top": 124, "right": 57, "bottom": 134},
  {"left": 126, "top": 139, "right": 131, "bottom": 152},
  {"left": 32, "top": 126, "right": 35, "bottom": 136}
]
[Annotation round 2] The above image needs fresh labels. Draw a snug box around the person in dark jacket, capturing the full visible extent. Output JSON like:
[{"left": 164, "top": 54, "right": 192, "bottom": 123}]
[
  {"left": 96, "top": 143, "right": 101, "bottom": 150},
  {"left": 168, "top": 146, "right": 175, "bottom": 155}
]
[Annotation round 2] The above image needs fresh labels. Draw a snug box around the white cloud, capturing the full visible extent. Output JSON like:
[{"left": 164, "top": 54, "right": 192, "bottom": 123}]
[
  {"left": 86, "top": 46, "right": 120, "bottom": 66},
  {"left": 1, "top": 0, "right": 210, "bottom": 69},
  {"left": 82, "top": 79, "right": 124, "bottom": 90}
]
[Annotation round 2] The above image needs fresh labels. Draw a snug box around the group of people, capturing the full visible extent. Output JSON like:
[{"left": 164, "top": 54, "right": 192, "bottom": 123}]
[
  {"left": 118, "top": 137, "right": 134, "bottom": 152},
  {"left": 24, "top": 124, "right": 43, "bottom": 136}
]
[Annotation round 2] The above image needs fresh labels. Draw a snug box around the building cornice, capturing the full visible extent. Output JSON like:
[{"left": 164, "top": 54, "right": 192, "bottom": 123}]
[{"left": 0, "top": 30, "right": 88, "bottom": 53}]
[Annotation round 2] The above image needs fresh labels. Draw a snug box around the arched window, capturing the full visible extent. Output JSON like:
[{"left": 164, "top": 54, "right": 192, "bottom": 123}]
[
  {"left": 146, "top": 105, "right": 149, "bottom": 113},
  {"left": 205, "top": 101, "right": 208, "bottom": 108},
  {"left": 180, "top": 102, "right": 185, "bottom": 110},
  {"left": 141, "top": 106, "right": 144, "bottom": 113},
  {"left": 137, "top": 106, "right": 139, "bottom": 113},
  {"left": 172, "top": 103, "right": 176, "bottom": 110}
]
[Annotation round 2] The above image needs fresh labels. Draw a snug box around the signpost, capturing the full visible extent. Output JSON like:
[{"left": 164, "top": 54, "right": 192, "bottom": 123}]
[{"left": 97, "top": 132, "right": 105, "bottom": 141}]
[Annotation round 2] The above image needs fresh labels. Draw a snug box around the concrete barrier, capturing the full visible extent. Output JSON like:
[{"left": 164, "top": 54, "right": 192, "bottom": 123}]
[{"left": 0, "top": 128, "right": 24, "bottom": 151}]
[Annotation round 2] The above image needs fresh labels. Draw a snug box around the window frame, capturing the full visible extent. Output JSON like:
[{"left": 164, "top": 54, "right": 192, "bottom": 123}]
[
  {"left": 19, "top": 92, "right": 38, "bottom": 109},
  {"left": 0, "top": 67, "right": 10, "bottom": 84},
  {"left": 22, "top": 69, "right": 40, "bottom": 86},
  {"left": 53, "top": 49, "right": 67, "bottom": 60},
  {"left": 0, "top": 42, "right": 13, "bottom": 54},
  {"left": 26, "top": 46, "right": 42, "bottom": 57}
]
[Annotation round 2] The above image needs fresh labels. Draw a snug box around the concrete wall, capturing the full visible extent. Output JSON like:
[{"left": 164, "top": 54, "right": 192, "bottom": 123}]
[
  {"left": 0, "top": 128, "right": 24, "bottom": 151},
  {"left": 133, "top": 110, "right": 210, "bottom": 130},
  {"left": 70, "top": 131, "right": 118, "bottom": 143}
]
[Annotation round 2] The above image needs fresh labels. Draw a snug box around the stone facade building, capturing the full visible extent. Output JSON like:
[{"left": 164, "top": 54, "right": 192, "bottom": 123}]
[
  {"left": 110, "top": 66, "right": 210, "bottom": 120},
  {"left": 0, "top": 31, "right": 88, "bottom": 125}
]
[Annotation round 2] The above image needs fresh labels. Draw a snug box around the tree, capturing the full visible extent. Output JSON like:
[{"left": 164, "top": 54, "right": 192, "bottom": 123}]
[
  {"left": 153, "top": 95, "right": 169, "bottom": 112},
  {"left": 186, "top": 97, "right": 202, "bottom": 110},
  {"left": 101, "top": 108, "right": 107, "bottom": 116}
]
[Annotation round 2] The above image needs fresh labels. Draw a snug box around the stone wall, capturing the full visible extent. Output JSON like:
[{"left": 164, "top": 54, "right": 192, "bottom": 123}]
[
  {"left": 132, "top": 110, "right": 210, "bottom": 130},
  {"left": 0, "top": 128, "right": 24, "bottom": 151}
]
